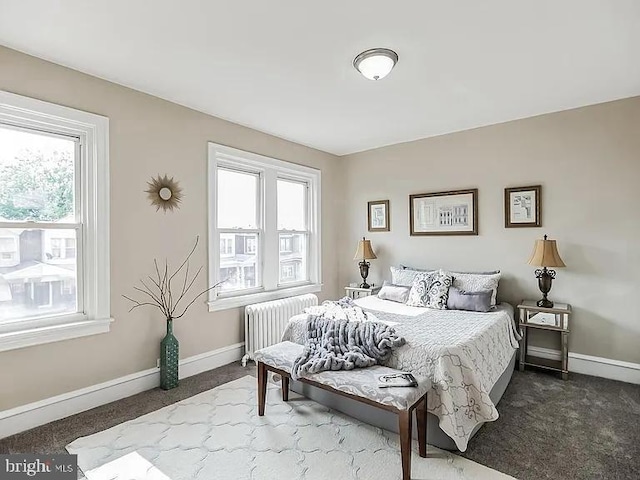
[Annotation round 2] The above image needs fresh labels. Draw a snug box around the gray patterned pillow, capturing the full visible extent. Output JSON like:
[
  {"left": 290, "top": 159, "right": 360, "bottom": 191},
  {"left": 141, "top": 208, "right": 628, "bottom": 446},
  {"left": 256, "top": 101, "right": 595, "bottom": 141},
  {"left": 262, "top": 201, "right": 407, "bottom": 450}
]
[
  {"left": 406, "top": 272, "right": 434, "bottom": 307},
  {"left": 406, "top": 270, "right": 453, "bottom": 309}
]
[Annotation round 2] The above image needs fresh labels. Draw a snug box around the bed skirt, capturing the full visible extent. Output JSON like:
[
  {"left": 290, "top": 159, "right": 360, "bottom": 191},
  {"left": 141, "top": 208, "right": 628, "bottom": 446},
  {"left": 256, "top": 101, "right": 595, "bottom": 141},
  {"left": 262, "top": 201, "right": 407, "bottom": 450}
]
[{"left": 290, "top": 350, "right": 517, "bottom": 451}]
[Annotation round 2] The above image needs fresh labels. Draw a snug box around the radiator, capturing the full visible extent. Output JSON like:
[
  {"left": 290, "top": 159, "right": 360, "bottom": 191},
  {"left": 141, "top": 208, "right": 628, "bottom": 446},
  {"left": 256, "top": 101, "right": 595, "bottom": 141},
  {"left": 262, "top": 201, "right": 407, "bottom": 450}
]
[{"left": 242, "top": 293, "right": 318, "bottom": 366}]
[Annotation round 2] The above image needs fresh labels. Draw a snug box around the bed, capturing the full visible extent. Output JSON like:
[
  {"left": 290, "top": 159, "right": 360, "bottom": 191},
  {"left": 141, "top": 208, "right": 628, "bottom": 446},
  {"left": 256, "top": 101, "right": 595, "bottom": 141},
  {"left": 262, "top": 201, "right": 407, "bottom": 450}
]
[{"left": 281, "top": 295, "right": 520, "bottom": 452}]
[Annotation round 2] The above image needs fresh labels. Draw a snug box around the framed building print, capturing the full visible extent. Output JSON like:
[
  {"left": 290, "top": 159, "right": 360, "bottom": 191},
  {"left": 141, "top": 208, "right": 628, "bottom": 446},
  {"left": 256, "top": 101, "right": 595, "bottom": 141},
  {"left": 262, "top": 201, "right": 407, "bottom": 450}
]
[
  {"left": 368, "top": 200, "right": 390, "bottom": 232},
  {"left": 409, "top": 189, "right": 478, "bottom": 236},
  {"left": 505, "top": 185, "right": 541, "bottom": 228}
]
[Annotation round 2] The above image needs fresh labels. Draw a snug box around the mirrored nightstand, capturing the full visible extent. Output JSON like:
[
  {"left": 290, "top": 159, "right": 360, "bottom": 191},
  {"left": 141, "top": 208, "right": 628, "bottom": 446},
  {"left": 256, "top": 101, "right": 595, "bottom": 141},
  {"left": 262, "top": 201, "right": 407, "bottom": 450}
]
[{"left": 518, "top": 300, "right": 572, "bottom": 380}]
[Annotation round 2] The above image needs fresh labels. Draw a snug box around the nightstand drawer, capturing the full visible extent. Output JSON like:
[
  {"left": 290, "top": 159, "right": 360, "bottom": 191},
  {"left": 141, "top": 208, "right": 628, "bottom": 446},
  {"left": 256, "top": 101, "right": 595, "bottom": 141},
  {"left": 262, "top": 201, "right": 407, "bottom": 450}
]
[
  {"left": 345, "top": 286, "right": 380, "bottom": 299},
  {"left": 519, "top": 301, "right": 571, "bottom": 331}
]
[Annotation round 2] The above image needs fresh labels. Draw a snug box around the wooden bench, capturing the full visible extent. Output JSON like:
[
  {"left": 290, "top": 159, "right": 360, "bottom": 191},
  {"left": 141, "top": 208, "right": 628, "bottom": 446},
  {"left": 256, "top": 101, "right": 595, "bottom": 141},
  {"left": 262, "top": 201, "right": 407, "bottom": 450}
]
[{"left": 254, "top": 341, "right": 431, "bottom": 480}]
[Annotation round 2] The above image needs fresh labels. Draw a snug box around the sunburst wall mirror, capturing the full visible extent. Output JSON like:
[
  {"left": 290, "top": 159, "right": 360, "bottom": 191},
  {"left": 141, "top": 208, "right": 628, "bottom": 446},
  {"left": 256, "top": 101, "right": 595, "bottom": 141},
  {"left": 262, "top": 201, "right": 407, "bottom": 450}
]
[{"left": 145, "top": 175, "right": 183, "bottom": 213}]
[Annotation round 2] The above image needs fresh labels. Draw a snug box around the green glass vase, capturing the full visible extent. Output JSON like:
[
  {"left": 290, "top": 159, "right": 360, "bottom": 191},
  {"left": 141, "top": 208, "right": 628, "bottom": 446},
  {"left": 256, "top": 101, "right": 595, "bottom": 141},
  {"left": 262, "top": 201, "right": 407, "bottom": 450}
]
[{"left": 160, "top": 317, "right": 179, "bottom": 390}]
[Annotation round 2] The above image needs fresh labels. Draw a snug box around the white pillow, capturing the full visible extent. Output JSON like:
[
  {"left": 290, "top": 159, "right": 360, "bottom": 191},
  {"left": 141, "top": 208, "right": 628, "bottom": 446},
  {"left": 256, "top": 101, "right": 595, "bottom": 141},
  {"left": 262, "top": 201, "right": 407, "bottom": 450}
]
[
  {"left": 377, "top": 281, "right": 411, "bottom": 304},
  {"left": 450, "top": 272, "right": 501, "bottom": 306}
]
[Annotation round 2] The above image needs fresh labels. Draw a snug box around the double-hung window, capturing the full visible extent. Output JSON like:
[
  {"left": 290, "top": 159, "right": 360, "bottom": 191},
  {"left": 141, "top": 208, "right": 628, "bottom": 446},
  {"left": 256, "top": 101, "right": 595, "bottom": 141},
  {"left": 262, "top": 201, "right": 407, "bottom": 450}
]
[
  {"left": 0, "top": 91, "right": 110, "bottom": 352},
  {"left": 216, "top": 167, "right": 261, "bottom": 293},
  {"left": 277, "top": 179, "right": 308, "bottom": 285},
  {"left": 208, "top": 143, "right": 321, "bottom": 311}
]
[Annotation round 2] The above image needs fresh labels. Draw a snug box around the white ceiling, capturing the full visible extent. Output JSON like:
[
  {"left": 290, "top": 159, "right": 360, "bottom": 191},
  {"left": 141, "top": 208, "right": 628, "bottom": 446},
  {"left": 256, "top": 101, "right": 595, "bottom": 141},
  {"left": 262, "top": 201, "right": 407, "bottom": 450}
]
[{"left": 1, "top": 1, "right": 639, "bottom": 156}]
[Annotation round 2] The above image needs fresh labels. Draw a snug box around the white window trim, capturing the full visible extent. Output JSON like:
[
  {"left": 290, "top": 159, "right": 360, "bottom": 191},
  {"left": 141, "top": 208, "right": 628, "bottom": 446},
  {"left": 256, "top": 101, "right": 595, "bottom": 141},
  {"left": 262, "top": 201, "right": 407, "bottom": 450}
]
[
  {"left": 0, "top": 90, "right": 111, "bottom": 352},
  {"left": 207, "top": 142, "right": 321, "bottom": 312}
]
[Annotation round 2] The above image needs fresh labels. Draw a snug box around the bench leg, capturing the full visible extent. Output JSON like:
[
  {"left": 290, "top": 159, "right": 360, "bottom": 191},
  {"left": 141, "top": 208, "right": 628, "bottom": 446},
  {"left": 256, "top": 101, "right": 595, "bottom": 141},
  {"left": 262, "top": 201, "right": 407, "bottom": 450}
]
[
  {"left": 258, "top": 361, "right": 267, "bottom": 416},
  {"left": 281, "top": 374, "right": 290, "bottom": 402},
  {"left": 416, "top": 397, "right": 427, "bottom": 458},
  {"left": 398, "top": 409, "right": 412, "bottom": 480}
]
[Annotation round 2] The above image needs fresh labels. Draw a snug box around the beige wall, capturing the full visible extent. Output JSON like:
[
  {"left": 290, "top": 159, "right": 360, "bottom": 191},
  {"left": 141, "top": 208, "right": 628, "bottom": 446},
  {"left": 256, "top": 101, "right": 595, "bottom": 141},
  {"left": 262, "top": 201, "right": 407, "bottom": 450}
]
[
  {"left": 0, "top": 46, "right": 342, "bottom": 410},
  {"left": 340, "top": 97, "right": 640, "bottom": 364},
  {"left": 1, "top": 44, "right": 638, "bottom": 412}
]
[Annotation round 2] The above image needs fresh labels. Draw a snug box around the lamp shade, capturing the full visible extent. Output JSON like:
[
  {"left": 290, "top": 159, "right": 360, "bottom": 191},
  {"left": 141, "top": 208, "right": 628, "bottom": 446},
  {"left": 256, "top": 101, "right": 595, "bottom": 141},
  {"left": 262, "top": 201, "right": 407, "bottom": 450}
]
[
  {"left": 353, "top": 237, "right": 377, "bottom": 261},
  {"left": 527, "top": 236, "right": 566, "bottom": 268}
]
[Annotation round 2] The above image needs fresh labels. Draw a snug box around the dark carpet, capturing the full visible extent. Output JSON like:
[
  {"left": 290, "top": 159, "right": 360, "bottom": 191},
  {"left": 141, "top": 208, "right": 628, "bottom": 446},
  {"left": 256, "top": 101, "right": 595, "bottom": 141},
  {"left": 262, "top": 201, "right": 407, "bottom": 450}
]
[
  {"left": 1, "top": 363, "right": 638, "bottom": 480},
  {"left": 463, "top": 368, "right": 640, "bottom": 480}
]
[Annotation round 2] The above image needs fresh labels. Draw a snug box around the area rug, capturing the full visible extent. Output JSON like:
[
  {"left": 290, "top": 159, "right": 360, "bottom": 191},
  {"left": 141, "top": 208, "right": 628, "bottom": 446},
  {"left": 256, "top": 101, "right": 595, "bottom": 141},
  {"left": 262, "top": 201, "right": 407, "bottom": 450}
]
[
  {"left": 82, "top": 452, "right": 170, "bottom": 480},
  {"left": 67, "top": 375, "right": 516, "bottom": 480}
]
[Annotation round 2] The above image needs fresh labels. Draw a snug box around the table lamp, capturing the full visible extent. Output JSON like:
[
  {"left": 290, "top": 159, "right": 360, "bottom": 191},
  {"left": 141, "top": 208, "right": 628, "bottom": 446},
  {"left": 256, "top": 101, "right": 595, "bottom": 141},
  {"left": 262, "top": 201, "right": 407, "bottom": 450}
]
[
  {"left": 527, "top": 234, "right": 566, "bottom": 308},
  {"left": 353, "top": 237, "right": 377, "bottom": 288}
]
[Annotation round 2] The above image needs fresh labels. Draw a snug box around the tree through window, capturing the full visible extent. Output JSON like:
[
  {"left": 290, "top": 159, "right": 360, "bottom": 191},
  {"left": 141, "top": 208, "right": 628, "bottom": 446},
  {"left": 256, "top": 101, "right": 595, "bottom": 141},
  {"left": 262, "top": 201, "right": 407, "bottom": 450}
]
[{"left": 0, "top": 126, "right": 80, "bottom": 322}]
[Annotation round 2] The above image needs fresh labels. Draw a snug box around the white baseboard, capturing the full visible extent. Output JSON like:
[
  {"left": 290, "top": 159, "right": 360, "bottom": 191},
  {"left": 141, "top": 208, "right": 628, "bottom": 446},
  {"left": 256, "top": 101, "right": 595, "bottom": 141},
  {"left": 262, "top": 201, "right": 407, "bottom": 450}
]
[
  {"left": 0, "top": 342, "right": 245, "bottom": 440},
  {"left": 527, "top": 346, "right": 640, "bottom": 384}
]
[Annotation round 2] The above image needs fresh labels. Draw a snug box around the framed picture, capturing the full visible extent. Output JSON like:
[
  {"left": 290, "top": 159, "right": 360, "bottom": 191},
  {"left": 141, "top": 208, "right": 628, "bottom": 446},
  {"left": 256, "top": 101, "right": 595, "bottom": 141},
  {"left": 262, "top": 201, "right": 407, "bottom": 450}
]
[
  {"left": 504, "top": 185, "right": 541, "bottom": 228},
  {"left": 368, "top": 200, "right": 390, "bottom": 232},
  {"left": 409, "top": 189, "right": 478, "bottom": 236}
]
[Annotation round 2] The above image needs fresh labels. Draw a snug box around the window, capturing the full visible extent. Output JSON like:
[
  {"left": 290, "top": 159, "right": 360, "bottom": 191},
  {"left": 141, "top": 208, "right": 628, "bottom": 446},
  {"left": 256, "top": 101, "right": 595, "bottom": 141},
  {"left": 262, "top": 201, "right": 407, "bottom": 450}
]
[
  {"left": 46, "top": 232, "right": 76, "bottom": 261},
  {"left": 245, "top": 237, "right": 256, "bottom": 254},
  {"left": 0, "top": 236, "right": 19, "bottom": 266},
  {"left": 0, "top": 91, "right": 110, "bottom": 352},
  {"left": 280, "top": 264, "right": 295, "bottom": 281},
  {"left": 51, "top": 238, "right": 62, "bottom": 259},
  {"left": 277, "top": 179, "right": 308, "bottom": 284},
  {"left": 65, "top": 238, "right": 76, "bottom": 259},
  {"left": 216, "top": 168, "right": 260, "bottom": 293},
  {"left": 279, "top": 236, "right": 292, "bottom": 253},
  {"left": 208, "top": 143, "right": 321, "bottom": 310},
  {"left": 219, "top": 235, "right": 234, "bottom": 256}
]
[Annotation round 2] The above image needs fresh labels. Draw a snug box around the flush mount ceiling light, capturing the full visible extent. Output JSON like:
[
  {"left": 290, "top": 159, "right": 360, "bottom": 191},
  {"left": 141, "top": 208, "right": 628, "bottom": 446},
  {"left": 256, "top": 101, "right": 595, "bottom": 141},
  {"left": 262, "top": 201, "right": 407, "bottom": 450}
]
[{"left": 353, "top": 48, "right": 398, "bottom": 81}]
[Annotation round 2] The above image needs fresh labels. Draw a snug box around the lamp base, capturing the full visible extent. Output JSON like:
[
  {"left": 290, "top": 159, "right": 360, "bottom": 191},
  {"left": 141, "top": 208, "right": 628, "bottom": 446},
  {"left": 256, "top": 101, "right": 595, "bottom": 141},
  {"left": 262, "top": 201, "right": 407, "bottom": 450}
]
[
  {"left": 358, "top": 261, "right": 370, "bottom": 290},
  {"left": 534, "top": 267, "right": 557, "bottom": 309},
  {"left": 536, "top": 298, "right": 554, "bottom": 308}
]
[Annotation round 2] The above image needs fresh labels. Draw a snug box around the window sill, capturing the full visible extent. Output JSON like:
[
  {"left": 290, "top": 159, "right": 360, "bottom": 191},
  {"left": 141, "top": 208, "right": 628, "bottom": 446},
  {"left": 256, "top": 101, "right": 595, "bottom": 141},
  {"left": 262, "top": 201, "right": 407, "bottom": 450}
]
[
  {"left": 208, "top": 283, "right": 322, "bottom": 312},
  {"left": 0, "top": 315, "right": 113, "bottom": 353}
]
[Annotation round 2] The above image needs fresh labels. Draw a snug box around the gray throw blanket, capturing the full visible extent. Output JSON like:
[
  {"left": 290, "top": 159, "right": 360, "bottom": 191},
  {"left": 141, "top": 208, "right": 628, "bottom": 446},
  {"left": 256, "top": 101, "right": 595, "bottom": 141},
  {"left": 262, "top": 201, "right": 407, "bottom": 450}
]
[{"left": 291, "top": 314, "right": 406, "bottom": 380}]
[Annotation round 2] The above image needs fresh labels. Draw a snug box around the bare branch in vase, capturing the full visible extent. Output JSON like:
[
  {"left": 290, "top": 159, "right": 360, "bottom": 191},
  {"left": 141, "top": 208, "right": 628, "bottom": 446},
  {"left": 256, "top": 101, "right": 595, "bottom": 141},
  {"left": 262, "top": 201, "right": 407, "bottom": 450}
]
[{"left": 123, "top": 236, "right": 224, "bottom": 319}]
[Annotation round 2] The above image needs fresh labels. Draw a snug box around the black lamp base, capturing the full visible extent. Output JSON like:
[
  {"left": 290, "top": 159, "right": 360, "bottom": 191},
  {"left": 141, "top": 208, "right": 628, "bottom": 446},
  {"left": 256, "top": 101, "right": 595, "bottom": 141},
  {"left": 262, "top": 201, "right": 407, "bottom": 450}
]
[
  {"left": 536, "top": 298, "right": 554, "bottom": 308},
  {"left": 359, "top": 261, "right": 370, "bottom": 289},
  {"left": 535, "top": 267, "right": 557, "bottom": 308}
]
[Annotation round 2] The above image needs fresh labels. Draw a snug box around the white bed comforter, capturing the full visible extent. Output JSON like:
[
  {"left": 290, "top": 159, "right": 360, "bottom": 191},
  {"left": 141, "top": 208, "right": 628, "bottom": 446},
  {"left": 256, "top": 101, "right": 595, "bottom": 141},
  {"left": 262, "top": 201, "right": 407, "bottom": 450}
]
[{"left": 281, "top": 296, "right": 520, "bottom": 451}]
